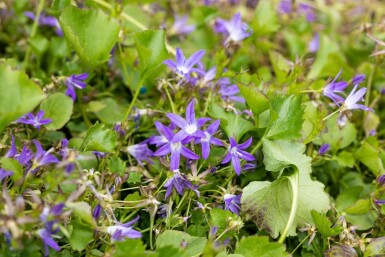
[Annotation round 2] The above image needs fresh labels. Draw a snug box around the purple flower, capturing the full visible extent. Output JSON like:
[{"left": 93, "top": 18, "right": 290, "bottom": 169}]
[
  {"left": 38, "top": 221, "right": 60, "bottom": 256},
  {"left": 342, "top": 85, "right": 373, "bottom": 112},
  {"left": 153, "top": 122, "right": 199, "bottom": 170},
  {"left": 163, "top": 48, "right": 205, "bottom": 82},
  {"left": 24, "top": 11, "right": 63, "bottom": 36},
  {"left": 93, "top": 205, "right": 102, "bottom": 220},
  {"left": 107, "top": 216, "right": 142, "bottom": 242},
  {"left": 15, "top": 145, "right": 34, "bottom": 167},
  {"left": 224, "top": 193, "right": 241, "bottom": 215},
  {"left": 127, "top": 143, "right": 153, "bottom": 166},
  {"left": 196, "top": 120, "right": 223, "bottom": 159},
  {"left": 221, "top": 137, "right": 255, "bottom": 176},
  {"left": 351, "top": 74, "right": 365, "bottom": 85},
  {"left": 17, "top": 110, "right": 51, "bottom": 130},
  {"left": 214, "top": 12, "right": 252, "bottom": 46},
  {"left": 5, "top": 135, "right": 17, "bottom": 158},
  {"left": 278, "top": 1, "right": 316, "bottom": 22},
  {"left": 323, "top": 70, "right": 349, "bottom": 104},
  {"left": 158, "top": 204, "right": 172, "bottom": 218},
  {"left": 0, "top": 168, "right": 13, "bottom": 183},
  {"left": 319, "top": 144, "right": 330, "bottom": 155},
  {"left": 31, "top": 140, "right": 59, "bottom": 171},
  {"left": 65, "top": 73, "right": 88, "bottom": 101},
  {"left": 166, "top": 99, "right": 210, "bottom": 143},
  {"left": 163, "top": 170, "right": 193, "bottom": 199},
  {"left": 308, "top": 33, "right": 320, "bottom": 53},
  {"left": 169, "top": 15, "right": 195, "bottom": 36},
  {"left": 218, "top": 78, "right": 245, "bottom": 103},
  {"left": 378, "top": 175, "right": 385, "bottom": 186},
  {"left": 93, "top": 151, "right": 107, "bottom": 159},
  {"left": 375, "top": 199, "right": 385, "bottom": 205}
]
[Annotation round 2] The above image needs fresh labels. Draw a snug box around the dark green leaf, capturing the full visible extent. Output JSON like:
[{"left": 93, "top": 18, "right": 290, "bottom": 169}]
[
  {"left": 113, "top": 239, "right": 148, "bottom": 257},
  {"left": 108, "top": 156, "right": 126, "bottom": 176},
  {"left": 69, "top": 221, "right": 93, "bottom": 251},
  {"left": 311, "top": 211, "right": 342, "bottom": 237}
]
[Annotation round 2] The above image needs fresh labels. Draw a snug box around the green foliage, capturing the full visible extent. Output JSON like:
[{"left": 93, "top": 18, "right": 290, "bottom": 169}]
[
  {"left": 209, "top": 102, "right": 254, "bottom": 141},
  {"left": 234, "top": 236, "right": 290, "bottom": 257},
  {"left": 237, "top": 84, "right": 269, "bottom": 122},
  {"left": 0, "top": 63, "right": 45, "bottom": 133},
  {"left": 355, "top": 138, "right": 385, "bottom": 175},
  {"left": 68, "top": 221, "right": 94, "bottom": 251},
  {"left": 242, "top": 139, "right": 330, "bottom": 238},
  {"left": 81, "top": 123, "right": 118, "bottom": 153},
  {"left": 66, "top": 202, "right": 96, "bottom": 227},
  {"left": 108, "top": 156, "right": 126, "bottom": 175},
  {"left": 252, "top": 0, "right": 280, "bottom": 36},
  {"left": 113, "top": 239, "right": 148, "bottom": 257},
  {"left": 40, "top": 93, "right": 73, "bottom": 130},
  {"left": 87, "top": 98, "right": 127, "bottom": 125},
  {"left": 134, "top": 29, "right": 169, "bottom": 80},
  {"left": 59, "top": 6, "right": 120, "bottom": 67},
  {"left": 364, "top": 237, "right": 385, "bottom": 257},
  {"left": 265, "top": 95, "right": 304, "bottom": 140},
  {"left": 156, "top": 230, "right": 207, "bottom": 257},
  {"left": 311, "top": 211, "right": 342, "bottom": 237}
]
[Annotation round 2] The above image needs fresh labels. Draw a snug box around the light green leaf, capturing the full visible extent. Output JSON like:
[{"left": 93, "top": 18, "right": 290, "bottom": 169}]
[
  {"left": 69, "top": 221, "right": 94, "bottom": 251},
  {"left": 234, "top": 236, "right": 290, "bottom": 257},
  {"left": 81, "top": 123, "right": 118, "bottom": 153},
  {"left": 301, "top": 101, "right": 326, "bottom": 144},
  {"left": 323, "top": 245, "right": 358, "bottom": 257},
  {"left": 210, "top": 209, "right": 239, "bottom": 240},
  {"left": 355, "top": 139, "right": 385, "bottom": 175},
  {"left": 0, "top": 63, "right": 45, "bottom": 133},
  {"left": 40, "top": 93, "right": 73, "bottom": 130},
  {"left": 59, "top": 6, "right": 120, "bottom": 66},
  {"left": 87, "top": 98, "right": 127, "bottom": 125},
  {"left": 0, "top": 158, "right": 23, "bottom": 182},
  {"left": 156, "top": 230, "right": 207, "bottom": 257},
  {"left": 242, "top": 139, "right": 330, "bottom": 238},
  {"left": 134, "top": 29, "right": 168, "bottom": 80},
  {"left": 113, "top": 239, "right": 149, "bottom": 257},
  {"left": 209, "top": 102, "right": 254, "bottom": 141},
  {"left": 269, "top": 51, "right": 291, "bottom": 83},
  {"left": 237, "top": 83, "right": 269, "bottom": 121},
  {"left": 252, "top": 0, "right": 280, "bottom": 36},
  {"left": 311, "top": 211, "right": 342, "bottom": 238},
  {"left": 108, "top": 156, "right": 126, "bottom": 176},
  {"left": 66, "top": 202, "right": 96, "bottom": 227},
  {"left": 262, "top": 139, "right": 311, "bottom": 174},
  {"left": 321, "top": 114, "right": 357, "bottom": 150},
  {"left": 265, "top": 95, "right": 304, "bottom": 140},
  {"left": 364, "top": 237, "right": 385, "bottom": 257}
]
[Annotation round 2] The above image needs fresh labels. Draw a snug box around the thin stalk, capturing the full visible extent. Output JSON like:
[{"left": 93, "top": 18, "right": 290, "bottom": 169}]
[
  {"left": 23, "top": 0, "right": 45, "bottom": 68},
  {"left": 322, "top": 109, "right": 340, "bottom": 121},
  {"left": 278, "top": 170, "right": 299, "bottom": 244},
  {"left": 291, "top": 234, "right": 310, "bottom": 255},
  {"left": 122, "top": 79, "right": 143, "bottom": 123},
  {"left": 165, "top": 87, "right": 177, "bottom": 113}
]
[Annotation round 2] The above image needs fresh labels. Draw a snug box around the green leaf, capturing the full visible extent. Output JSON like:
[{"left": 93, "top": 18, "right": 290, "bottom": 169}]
[
  {"left": 156, "top": 246, "right": 181, "bottom": 257},
  {"left": 234, "top": 236, "right": 290, "bottom": 257},
  {"left": 156, "top": 230, "right": 208, "bottom": 257},
  {"left": 66, "top": 202, "right": 96, "bottom": 227},
  {"left": 321, "top": 114, "right": 357, "bottom": 150},
  {"left": 210, "top": 209, "right": 239, "bottom": 240},
  {"left": 113, "top": 239, "right": 148, "bottom": 257},
  {"left": 364, "top": 237, "right": 385, "bottom": 257},
  {"left": 0, "top": 63, "right": 45, "bottom": 133},
  {"left": 265, "top": 95, "right": 304, "bottom": 140},
  {"left": 252, "top": 0, "right": 280, "bottom": 36},
  {"left": 242, "top": 139, "right": 330, "bottom": 238},
  {"left": 134, "top": 29, "right": 168, "bottom": 80},
  {"left": 355, "top": 139, "right": 385, "bottom": 175},
  {"left": 311, "top": 211, "right": 342, "bottom": 237},
  {"left": 301, "top": 101, "right": 326, "bottom": 144},
  {"left": 81, "top": 123, "right": 118, "bottom": 153},
  {"left": 127, "top": 171, "right": 143, "bottom": 184},
  {"left": 59, "top": 6, "right": 120, "bottom": 66},
  {"left": 208, "top": 102, "right": 254, "bottom": 141},
  {"left": 307, "top": 34, "right": 354, "bottom": 80},
  {"left": 87, "top": 98, "right": 127, "bottom": 125},
  {"left": 237, "top": 83, "right": 269, "bottom": 121},
  {"left": 40, "top": 93, "right": 73, "bottom": 130},
  {"left": 107, "top": 156, "right": 126, "bottom": 176},
  {"left": 0, "top": 158, "right": 23, "bottom": 182},
  {"left": 69, "top": 221, "right": 94, "bottom": 251},
  {"left": 268, "top": 51, "right": 291, "bottom": 83},
  {"left": 323, "top": 245, "right": 357, "bottom": 257},
  {"left": 262, "top": 139, "right": 311, "bottom": 173}
]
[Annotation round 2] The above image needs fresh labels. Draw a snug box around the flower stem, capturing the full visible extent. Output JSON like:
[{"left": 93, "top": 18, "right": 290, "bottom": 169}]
[
  {"left": 122, "top": 79, "right": 143, "bottom": 123},
  {"left": 291, "top": 234, "right": 310, "bottom": 254},
  {"left": 322, "top": 109, "right": 340, "bottom": 121},
  {"left": 278, "top": 170, "right": 299, "bottom": 244}
]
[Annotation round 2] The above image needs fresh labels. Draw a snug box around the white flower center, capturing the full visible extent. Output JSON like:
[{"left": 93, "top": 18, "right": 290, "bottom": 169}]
[
  {"left": 185, "top": 123, "right": 197, "bottom": 134},
  {"left": 201, "top": 131, "right": 211, "bottom": 142},
  {"left": 170, "top": 142, "right": 182, "bottom": 152}
]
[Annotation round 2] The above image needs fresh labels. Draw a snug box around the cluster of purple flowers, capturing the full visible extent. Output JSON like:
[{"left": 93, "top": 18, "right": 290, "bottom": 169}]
[{"left": 323, "top": 71, "right": 372, "bottom": 113}]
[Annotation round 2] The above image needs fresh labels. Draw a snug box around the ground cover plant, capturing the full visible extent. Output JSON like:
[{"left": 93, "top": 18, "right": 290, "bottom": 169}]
[{"left": 1, "top": 0, "right": 385, "bottom": 256}]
